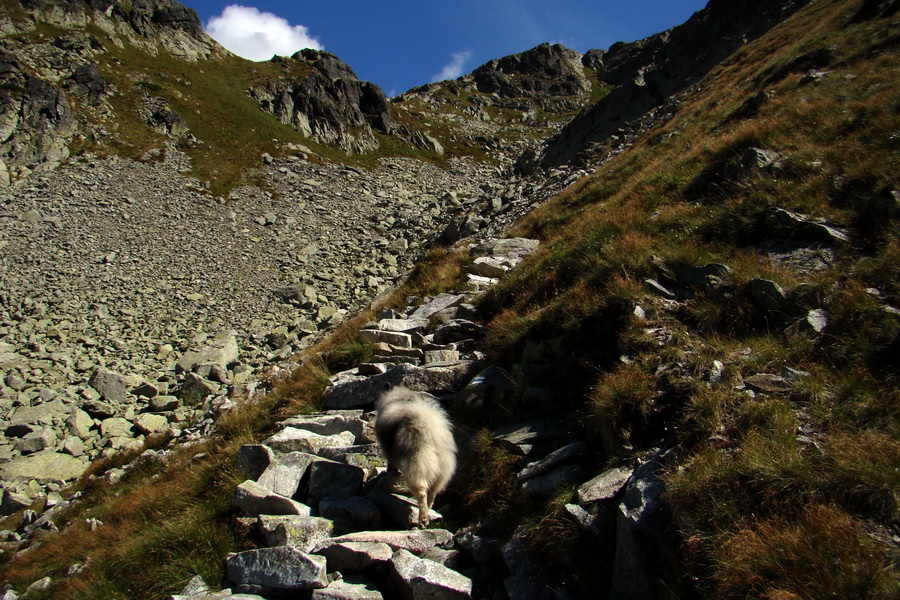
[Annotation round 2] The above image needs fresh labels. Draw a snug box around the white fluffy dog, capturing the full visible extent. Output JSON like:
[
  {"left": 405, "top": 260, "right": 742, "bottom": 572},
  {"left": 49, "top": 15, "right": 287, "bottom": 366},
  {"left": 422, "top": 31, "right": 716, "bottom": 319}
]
[{"left": 375, "top": 386, "right": 457, "bottom": 528}]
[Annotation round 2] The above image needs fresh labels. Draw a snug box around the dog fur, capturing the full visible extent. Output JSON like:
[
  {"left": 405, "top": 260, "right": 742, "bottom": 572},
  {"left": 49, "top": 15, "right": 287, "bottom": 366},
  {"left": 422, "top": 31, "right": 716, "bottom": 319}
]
[{"left": 374, "top": 386, "right": 457, "bottom": 527}]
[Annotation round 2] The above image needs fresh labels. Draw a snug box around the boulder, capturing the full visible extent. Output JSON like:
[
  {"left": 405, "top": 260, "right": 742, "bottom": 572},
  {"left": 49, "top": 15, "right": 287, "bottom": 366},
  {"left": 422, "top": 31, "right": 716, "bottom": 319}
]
[
  {"left": 234, "top": 480, "right": 311, "bottom": 517},
  {"left": 389, "top": 548, "right": 472, "bottom": 600},
  {"left": 322, "top": 363, "right": 479, "bottom": 410},
  {"left": 99, "top": 417, "right": 133, "bottom": 439},
  {"left": 225, "top": 546, "right": 328, "bottom": 594},
  {"left": 257, "top": 452, "right": 318, "bottom": 498},
  {"left": 315, "top": 541, "right": 393, "bottom": 572},
  {"left": 278, "top": 411, "right": 367, "bottom": 443},
  {"left": 172, "top": 373, "right": 217, "bottom": 405},
  {"left": 262, "top": 429, "right": 356, "bottom": 455},
  {"left": 308, "top": 460, "right": 365, "bottom": 502},
  {"left": 577, "top": 466, "right": 632, "bottom": 503},
  {"left": 89, "top": 368, "right": 128, "bottom": 403},
  {"left": 367, "top": 488, "right": 441, "bottom": 529},
  {"left": 134, "top": 413, "right": 168, "bottom": 435},
  {"left": 407, "top": 294, "right": 467, "bottom": 321},
  {"left": 318, "top": 496, "right": 383, "bottom": 532},
  {"left": 515, "top": 442, "right": 588, "bottom": 486},
  {"left": 314, "top": 529, "right": 453, "bottom": 555},
  {"left": 359, "top": 329, "right": 413, "bottom": 349},
  {"left": 312, "top": 578, "right": 384, "bottom": 600},
  {"left": 256, "top": 515, "right": 334, "bottom": 552},
  {"left": 1, "top": 451, "right": 87, "bottom": 483}
]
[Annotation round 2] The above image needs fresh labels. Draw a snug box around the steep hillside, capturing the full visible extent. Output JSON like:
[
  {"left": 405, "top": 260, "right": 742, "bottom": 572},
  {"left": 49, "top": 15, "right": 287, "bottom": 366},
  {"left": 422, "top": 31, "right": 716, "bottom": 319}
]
[{"left": 0, "top": 0, "right": 896, "bottom": 599}]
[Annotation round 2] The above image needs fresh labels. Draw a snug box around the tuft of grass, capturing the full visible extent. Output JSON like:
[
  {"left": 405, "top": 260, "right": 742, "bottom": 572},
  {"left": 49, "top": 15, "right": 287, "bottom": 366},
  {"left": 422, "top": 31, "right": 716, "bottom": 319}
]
[{"left": 713, "top": 503, "right": 896, "bottom": 600}]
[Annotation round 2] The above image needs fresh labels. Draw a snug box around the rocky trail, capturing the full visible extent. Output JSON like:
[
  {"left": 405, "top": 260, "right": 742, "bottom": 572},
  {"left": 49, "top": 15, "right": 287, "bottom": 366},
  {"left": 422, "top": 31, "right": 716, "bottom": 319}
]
[{"left": 146, "top": 237, "right": 671, "bottom": 600}]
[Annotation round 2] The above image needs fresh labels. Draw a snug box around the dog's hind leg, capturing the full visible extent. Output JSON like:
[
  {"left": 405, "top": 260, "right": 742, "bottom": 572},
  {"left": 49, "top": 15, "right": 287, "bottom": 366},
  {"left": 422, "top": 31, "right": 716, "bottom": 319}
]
[{"left": 412, "top": 484, "right": 430, "bottom": 528}]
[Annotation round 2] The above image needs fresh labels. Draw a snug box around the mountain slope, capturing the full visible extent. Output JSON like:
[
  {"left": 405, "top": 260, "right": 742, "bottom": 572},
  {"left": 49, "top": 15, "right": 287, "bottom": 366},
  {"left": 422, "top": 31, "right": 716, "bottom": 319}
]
[{"left": 0, "top": 0, "right": 896, "bottom": 599}]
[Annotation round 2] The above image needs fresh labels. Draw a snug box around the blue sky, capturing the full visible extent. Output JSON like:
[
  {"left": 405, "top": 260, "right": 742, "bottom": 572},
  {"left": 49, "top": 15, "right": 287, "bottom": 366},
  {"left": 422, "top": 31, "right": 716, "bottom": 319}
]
[{"left": 185, "top": 0, "right": 709, "bottom": 96}]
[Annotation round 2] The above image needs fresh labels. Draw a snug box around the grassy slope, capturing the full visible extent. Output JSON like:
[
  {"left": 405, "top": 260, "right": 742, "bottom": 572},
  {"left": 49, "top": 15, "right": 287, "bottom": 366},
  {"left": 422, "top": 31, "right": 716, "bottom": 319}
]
[{"left": 473, "top": 0, "right": 899, "bottom": 596}]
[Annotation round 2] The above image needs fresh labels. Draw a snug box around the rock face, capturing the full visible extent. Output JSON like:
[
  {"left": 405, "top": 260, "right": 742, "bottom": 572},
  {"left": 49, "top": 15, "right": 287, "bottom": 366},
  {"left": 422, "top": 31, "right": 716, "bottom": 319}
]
[
  {"left": 472, "top": 43, "right": 590, "bottom": 104},
  {"left": 250, "top": 50, "right": 394, "bottom": 154},
  {"left": 531, "top": 0, "right": 815, "bottom": 170}
]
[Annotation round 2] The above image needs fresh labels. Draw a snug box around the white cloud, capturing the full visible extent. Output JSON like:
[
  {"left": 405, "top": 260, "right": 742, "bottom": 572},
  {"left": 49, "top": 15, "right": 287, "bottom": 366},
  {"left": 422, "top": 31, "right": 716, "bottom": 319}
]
[
  {"left": 431, "top": 51, "right": 473, "bottom": 82},
  {"left": 206, "top": 5, "right": 323, "bottom": 62}
]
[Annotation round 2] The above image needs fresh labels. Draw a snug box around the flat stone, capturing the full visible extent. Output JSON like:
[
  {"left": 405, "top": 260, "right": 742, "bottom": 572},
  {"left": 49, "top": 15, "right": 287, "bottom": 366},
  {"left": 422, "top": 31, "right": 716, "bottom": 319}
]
[
  {"left": 100, "top": 417, "right": 133, "bottom": 439},
  {"left": 134, "top": 413, "right": 168, "bottom": 435},
  {"left": 359, "top": 329, "right": 413, "bottom": 349},
  {"left": 308, "top": 460, "right": 365, "bottom": 502},
  {"left": 318, "top": 496, "right": 383, "bottom": 532},
  {"left": 312, "top": 578, "right": 384, "bottom": 600},
  {"left": 314, "top": 529, "right": 453, "bottom": 555},
  {"left": 389, "top": 548, "right": 472, "bottom": 600},
  {"left": 263, "top": 429, "right": 356, "bottom": 455},
  {"left": 256, "top": 515, "right": 334, "bottom": 552},
  {"left": 176, "top": 330, "right": 239, "bottom": 373},
  {"left": 89, "top": 367, "right": 128, "bottom": 403},
  {"left": 226, "top": 546, "right": 328, "bottom": 593},
  {"left": 234, "top": 480, "right": 311, "bottom": 517},
  {"left": 278, "top": 411, "right": 367, "bottom": 443},
  {"left": 515, "top": 442, "right": 588, "bottom": 486},
  {"left": 577, "top": 466, "right": 633, "bottom": 503},
  {"left": 9, "top": 400, "right": 68, "bottom": 427},
  {"left": 367, "top": 488, "right": 443, "bottom": 529},
  {"left": 377, "top": 319, "right": 429, "bottom": 333},
  {"left": 520, "top": 465, "right": 585, "bottom": 496},
  {"left": 1, "top": 451, "right": 88, "bottom": 483},
  {"left": 744, "top": 373, "right": 794, "bottom": 393},
  {"left": 316, "top": 541, "right": 393, "bottom": 573},
  {"left": 322, "top": 363, "right": 479, "bottom": 410},
  {"left": 407, "top": 294, "right": 467, "bottom": 321},
  {"left": 257, "top": 452, "right": 318, "bottom": 498}
]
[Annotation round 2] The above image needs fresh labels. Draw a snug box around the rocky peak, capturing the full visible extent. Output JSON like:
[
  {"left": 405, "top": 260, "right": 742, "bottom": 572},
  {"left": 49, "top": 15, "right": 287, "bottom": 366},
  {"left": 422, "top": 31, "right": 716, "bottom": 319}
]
[
  {"left": 528, "top": 0, "right": 815, "bottom": 171},
  {"left": 251, "top": 52, "right": 395, "bottom": 154},
  {"left": 472, "top": 42, "right": 589, "bottom": 98}
]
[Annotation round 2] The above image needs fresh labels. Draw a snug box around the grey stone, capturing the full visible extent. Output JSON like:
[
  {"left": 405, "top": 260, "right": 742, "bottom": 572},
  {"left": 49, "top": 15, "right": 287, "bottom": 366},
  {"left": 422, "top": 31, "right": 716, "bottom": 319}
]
[
  {"left": 1, "top": 451, "right": 87, "bottom": 483},
  {"left": 389, "top": 548, "right": 472, "bottom": 600},
  {"left": 314, "top": 529, "right": 453, "bottom": 555},
  {"left": 748, "top": 278, "right": 789, "bottom": 314},
  {"left": 492, "top": 420, "right": 574, "bottom": 457},
  {"left": 407, "top": 294, "right": 467, "bottom": 321},
  {"left": 81, "top": 399, "right": 116, "bottom": 419},
  {"left": 367, "top": 489, "right": 442, "bottom": 530},
  {"left": 16, "top": 428, "right": 58, "bottom": 455},
  {"left": 256, "top": 515, "right": 334, "bottom": 552},
  {"left": 9, "top": 400, "right": 68, "bottom": 428},
  {"left": 173, "top": 373, "right": 217, "bottom": 405},
  {"left": 322, "top": 363, "right": 479, "bottom": 410},
  {"left": 786, "top": 308, "right": 828, "bottom": 335},
  {"left": 466, "top": 256, "right": 508, "bottom": 279},
  {"left": 515, "top": 442, "right": 587, "bottom": 486},
  {"left": 257, "top": 452, "right": 318, "bottom": 498},
  {"left": 176, "top": 330, "right": 239, "bottom": 373},
  {"left": 149, "top": 395, "right": 181, "bottom": 412},
  {"left": 278, "top": 411, "right": 367, "bottom": 443},
  {"left": 235, "top": 444, "right": 275, "bottom": 480},
  {"left": 312, "top": 578, "right": 384, "bottom": 600},
  {"left": 100, "top": 417, "right": 133, "bottom": 439},
  {"left": 262, "top": 429, "right": 356, "bottom": 455},
  {"left": 308, "top": 460, "right": 365, "bottom": 502},
  {"left": 675, "top": 263, "right": 732, "bottom": 288},
  {"left": 359, "top": 329, "right": 413, "bottom": 349},
  {"left": 316, "top": 541, "right": 393, "bottom": 572},
  {"left": 432, "top": 320, "right": 485, "bottom": 345},
  {"left": 66, "top": 408, "right": 93, "bottom": 438},
  {"left": 62, "top": 435, "right": 86, "bottom": 457},
  {"left": 233, "top": 480, "right": 311, "bottom": 517},
  {"left": 134, "top": 413, "right": 168, "bottom": 435},
  {"left": 377, "top": 319, "right": 429, "bottom": 333},
  {"left": 225, "top": 546, "right": 328, "bottom": 593},
  {"left": 577, "top": 466, "right": 632, "bottom": 503},
  {"left": 766, "top": 207, "right": 849, "bottom": 245},
  {"left": 744, "top": 373, "right": 794, "bottom": 393},
  {"left": 319, "top": 496, "right": 383, "bottom": 532},
  {"left": 520, "top": 465, "right": 585, "bottom": 496},
  {"left": 89, "top": 367, "right": 127, "bottom": 403}
]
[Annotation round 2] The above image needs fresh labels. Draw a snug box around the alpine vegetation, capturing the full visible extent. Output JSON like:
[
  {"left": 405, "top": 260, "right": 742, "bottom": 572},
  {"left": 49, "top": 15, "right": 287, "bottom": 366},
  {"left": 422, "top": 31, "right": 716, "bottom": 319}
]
[{"left": 375, "top": 386, "right": 458, "bottom": 527}]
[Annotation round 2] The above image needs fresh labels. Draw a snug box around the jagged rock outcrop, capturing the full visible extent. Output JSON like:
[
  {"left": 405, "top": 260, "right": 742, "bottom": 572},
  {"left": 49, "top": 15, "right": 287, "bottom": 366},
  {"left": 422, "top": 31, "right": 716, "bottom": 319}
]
[
  {"left": 527, "top": 0, "right": 815, "bottom": 171},
  {"left": 250, "top": 50, "right": 394, "bottom": 154},
  {"left": 16, "top": 0, "right": 217, "bottom": 60},
  {"left": 472, "top": 43, "right": 590, "bottom": 106}
]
